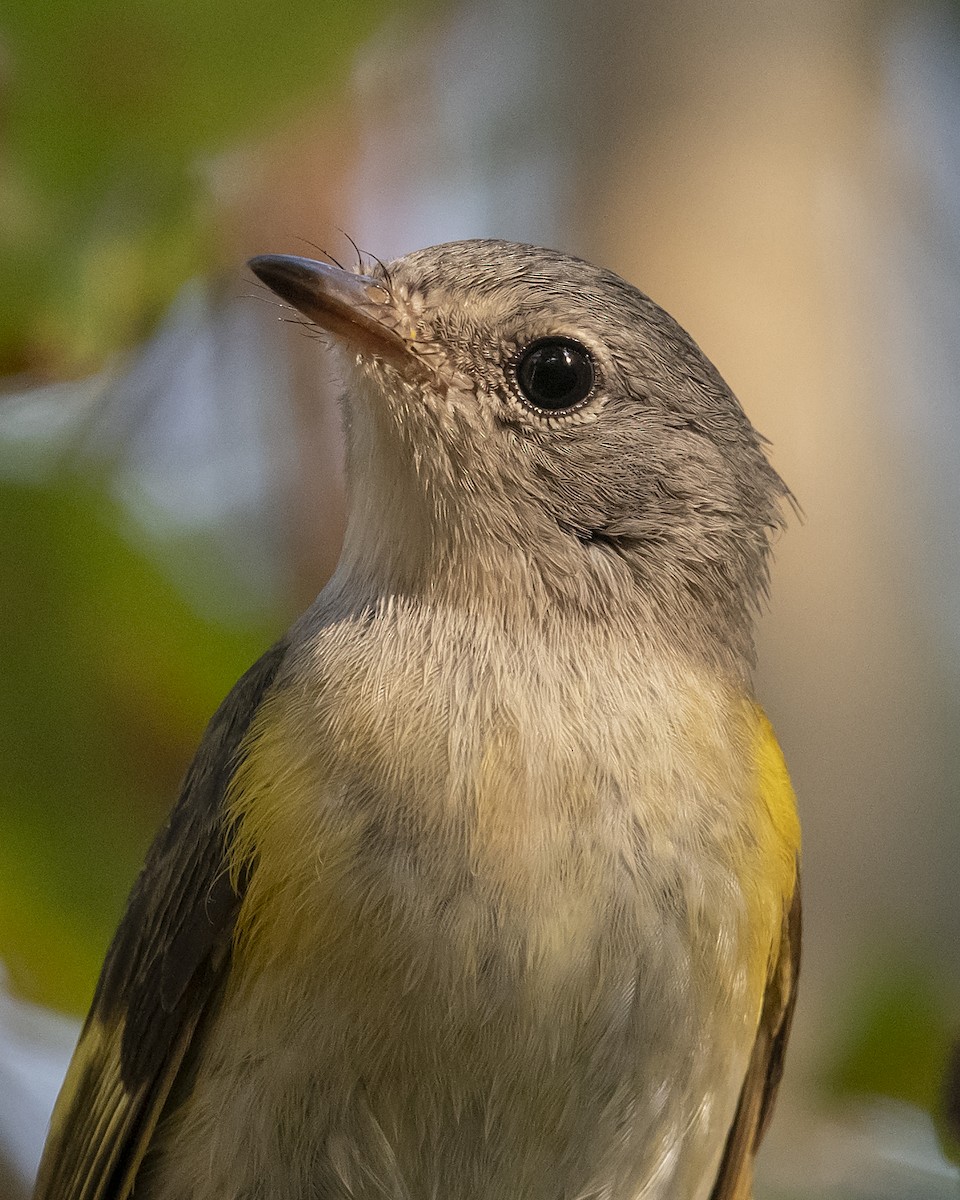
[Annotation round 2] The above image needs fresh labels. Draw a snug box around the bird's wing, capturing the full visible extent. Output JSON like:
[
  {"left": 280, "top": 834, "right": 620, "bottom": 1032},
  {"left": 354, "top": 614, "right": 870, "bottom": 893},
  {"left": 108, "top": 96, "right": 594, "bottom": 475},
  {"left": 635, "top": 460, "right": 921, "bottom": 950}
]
[
  {"left": 708, "top": 867, "right": 801, "bottom": 1200},
  {"left": 32, "top": 641, "right": 288, "bottom": 1200}
]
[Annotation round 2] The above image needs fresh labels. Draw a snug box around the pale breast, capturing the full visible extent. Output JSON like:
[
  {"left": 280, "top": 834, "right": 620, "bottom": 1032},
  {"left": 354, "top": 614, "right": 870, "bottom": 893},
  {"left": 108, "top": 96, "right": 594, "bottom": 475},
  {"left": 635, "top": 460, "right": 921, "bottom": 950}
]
[{"left": 144, "top": 606, "right": 786, "bottom": 1200}]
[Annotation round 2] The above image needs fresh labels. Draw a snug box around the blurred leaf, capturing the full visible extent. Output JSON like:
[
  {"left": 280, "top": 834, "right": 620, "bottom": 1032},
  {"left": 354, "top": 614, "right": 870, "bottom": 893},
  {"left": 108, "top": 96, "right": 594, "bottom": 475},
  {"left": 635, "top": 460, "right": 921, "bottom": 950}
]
[
  {"left": 827, "top": 956, "right": 960, "bottom": 1165},
  {"left": 0, "top": 474, "right": 279, "bottom": 1013},
  {"left": 0, "top": 0, "right": 422, "bottom": 376}
]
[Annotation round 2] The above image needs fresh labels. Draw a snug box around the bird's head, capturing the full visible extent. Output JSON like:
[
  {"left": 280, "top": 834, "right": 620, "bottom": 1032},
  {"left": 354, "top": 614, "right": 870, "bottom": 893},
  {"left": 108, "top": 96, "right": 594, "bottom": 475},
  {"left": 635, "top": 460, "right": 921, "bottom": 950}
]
[{"left": 251, "top": 240, "right": 789, "bottom": 668}]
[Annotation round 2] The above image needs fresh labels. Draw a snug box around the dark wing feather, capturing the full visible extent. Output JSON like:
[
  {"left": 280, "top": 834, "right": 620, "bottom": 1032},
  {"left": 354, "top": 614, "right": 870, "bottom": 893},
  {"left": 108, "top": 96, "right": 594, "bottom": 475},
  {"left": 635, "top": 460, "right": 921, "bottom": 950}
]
[
  {"left": 709, "top": 866, "right": 802, "bottom": 1200},
  {"left": 33, "top": 641, "right": 287, "bottom": 1200}
]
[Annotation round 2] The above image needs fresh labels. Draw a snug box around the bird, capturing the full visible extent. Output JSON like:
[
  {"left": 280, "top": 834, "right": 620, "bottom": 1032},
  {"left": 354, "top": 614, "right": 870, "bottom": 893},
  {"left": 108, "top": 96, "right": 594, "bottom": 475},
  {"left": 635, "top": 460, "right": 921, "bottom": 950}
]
[{"left": 33, "top": 239, "right": 801, "bottom": 1200}]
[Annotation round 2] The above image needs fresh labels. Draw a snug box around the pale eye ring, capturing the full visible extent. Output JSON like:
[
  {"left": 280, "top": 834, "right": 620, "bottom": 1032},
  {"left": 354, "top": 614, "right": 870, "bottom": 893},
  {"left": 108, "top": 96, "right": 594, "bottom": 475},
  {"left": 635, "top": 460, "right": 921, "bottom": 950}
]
[{"left": 512, "top": 338, "right": 596, "bottom": 413}]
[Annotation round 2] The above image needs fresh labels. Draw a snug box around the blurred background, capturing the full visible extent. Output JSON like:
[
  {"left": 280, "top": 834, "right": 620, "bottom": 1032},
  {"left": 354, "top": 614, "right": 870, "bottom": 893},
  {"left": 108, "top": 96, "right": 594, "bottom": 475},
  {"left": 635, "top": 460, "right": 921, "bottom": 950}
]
[{"left": 1, "top": 0, "right": 959, "bottom": 1196}]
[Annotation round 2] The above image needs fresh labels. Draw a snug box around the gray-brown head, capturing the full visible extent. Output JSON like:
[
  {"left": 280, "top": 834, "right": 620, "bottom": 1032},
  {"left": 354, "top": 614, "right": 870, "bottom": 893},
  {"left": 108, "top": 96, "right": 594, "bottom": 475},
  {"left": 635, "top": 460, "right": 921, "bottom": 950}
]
[{"left": 251, "top": 239, "right": 789, "bottom": 670}]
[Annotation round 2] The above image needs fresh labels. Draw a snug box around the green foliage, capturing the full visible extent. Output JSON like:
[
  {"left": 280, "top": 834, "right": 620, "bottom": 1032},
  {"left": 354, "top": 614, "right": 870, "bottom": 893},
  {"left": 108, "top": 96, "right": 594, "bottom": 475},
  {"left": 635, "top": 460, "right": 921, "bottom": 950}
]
[
  {"left": 827, "top": 956, "right": 960, "bottom": 1165},
  {"left": 0, "top": 0, "right": 405, "bottom": 376},
  {"left": 0, "top": 474, "right": 279, "bottom": 1013}
]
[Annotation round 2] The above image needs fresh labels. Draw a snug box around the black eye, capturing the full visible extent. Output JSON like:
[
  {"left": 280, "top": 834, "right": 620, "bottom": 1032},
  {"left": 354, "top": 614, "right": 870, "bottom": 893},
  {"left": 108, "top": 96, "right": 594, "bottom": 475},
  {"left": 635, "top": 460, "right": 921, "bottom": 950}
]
[{"left": 514, "top": 337, "right": 596, "bottom": 412}]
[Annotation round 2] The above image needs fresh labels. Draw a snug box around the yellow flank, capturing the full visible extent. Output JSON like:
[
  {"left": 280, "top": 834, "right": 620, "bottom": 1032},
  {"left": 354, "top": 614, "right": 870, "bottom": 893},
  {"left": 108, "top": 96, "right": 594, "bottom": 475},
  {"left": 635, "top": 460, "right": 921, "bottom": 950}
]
[
  {"left": 672, "top": 686, "right": 799, "bottom": 1006},
  {"left": 752, "top": 705, "right": 801, "bottom": 878},
  {"left": 226, "top": 701, "right": 361, "bottom": 968},
  {"left": 747, "top": 703, "right": 801, "bottom": 981}
]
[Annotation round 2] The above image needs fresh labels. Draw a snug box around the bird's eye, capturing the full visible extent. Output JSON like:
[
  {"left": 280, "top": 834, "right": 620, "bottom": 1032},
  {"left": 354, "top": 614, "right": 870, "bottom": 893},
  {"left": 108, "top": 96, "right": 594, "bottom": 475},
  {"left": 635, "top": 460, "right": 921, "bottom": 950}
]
[{"left": 513, "top": 338, "right": 596, "bottom": 413}]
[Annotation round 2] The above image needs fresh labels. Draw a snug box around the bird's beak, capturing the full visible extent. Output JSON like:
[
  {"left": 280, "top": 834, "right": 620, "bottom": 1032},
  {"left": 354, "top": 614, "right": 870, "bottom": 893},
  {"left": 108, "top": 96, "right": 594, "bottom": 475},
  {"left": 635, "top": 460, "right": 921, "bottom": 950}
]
[{"left": 249, "top": 254, "right": 411, "bottom": 364}]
